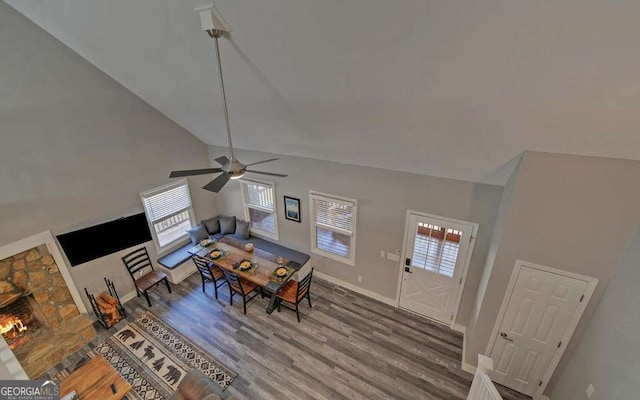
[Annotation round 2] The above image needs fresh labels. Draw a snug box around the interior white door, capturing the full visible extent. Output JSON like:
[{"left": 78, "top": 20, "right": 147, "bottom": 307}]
[
  {"left": 399, "top": 213, "right": 475, "bottom": 324},
  {"left": 490, "top": 266, "right": 589, "bottom": 396}
]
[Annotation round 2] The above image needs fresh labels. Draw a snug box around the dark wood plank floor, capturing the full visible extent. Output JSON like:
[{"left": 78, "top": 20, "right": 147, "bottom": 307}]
[{"left": 43, "top": 273, "right": 529, "bottom": 400}]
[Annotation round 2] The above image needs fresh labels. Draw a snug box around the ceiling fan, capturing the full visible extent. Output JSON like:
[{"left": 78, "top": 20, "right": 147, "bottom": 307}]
[{"left": 169, "top": 6, "right": 287, "bottom": 193}]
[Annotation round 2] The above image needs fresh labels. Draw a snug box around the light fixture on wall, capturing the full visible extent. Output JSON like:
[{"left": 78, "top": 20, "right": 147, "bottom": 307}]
[{"left": 169, "top": 5, "right": 287, "bottom": 192}]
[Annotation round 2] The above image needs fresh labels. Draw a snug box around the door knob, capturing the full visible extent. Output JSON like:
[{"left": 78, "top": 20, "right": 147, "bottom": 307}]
[{"left": 500, "top": 332, "right": 513, "bottom": 342}]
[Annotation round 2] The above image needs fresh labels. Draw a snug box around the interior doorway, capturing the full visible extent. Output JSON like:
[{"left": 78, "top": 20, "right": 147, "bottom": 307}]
[{"left": 486, "top": 260, "right": 597, "bottom": 398}]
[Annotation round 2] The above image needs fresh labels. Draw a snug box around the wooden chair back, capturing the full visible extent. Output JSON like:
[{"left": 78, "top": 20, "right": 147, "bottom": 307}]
[
  {"left": 192, "top": 256, "right": 214, "bottom": 281},
  {"left": 296, "top": 268, "right": 314, "bottom": 302},
  {"left": 221, "top": 269, "right": 243, "bottom": 293},
  {"left": 121, "top": 247, "right": 153, "bottom": 282}
]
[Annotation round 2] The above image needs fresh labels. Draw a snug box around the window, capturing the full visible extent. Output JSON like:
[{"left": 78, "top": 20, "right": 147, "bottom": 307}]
[
  {"left": 413, "top": 221, "right": 462, "bottom": 277},
  {"left": 309, "top": 191, "right": 357, "bottom": 265},
  {"left": 240, "top": 179, "right": 278, "bottom": 239},
  {"left": 141, "top": 179, "right": 195, "bottom": 251}
]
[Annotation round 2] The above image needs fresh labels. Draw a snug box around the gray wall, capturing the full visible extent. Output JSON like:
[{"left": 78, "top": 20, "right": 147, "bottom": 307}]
[
  {"left": 468, "top": 155, "right": 522, "bottom": 363},
  {"left": 0, "top": 3, "right": 217, "bottom": 308},
  {"left": 465, "top": 152, "right": 640, "bottom": 388},
  {"left": 549, "top": 225, "right": 640, "bottom": 400},
  {"left": 209, "top": 145, "right": 503, "bottom": 326}
]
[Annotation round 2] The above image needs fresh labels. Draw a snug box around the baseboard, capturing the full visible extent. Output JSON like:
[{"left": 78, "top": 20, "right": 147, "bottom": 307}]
[
  {"left": 314, "top": 271, "right": 396, "bottom": 307},
  {"left": 462, "top": 362, "right": 476, "bottom": 375}
]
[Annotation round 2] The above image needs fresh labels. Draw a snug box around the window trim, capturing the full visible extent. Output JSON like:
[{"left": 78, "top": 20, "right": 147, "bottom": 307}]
[
  {"left": 309, "top": 190, "right": 357, "bottom": 266},
  {"left": 140, "top": 179, "right": 196, "bottom": 255},
  {"left": 239, "top": 178, "right": 279, "bottom": 240}
]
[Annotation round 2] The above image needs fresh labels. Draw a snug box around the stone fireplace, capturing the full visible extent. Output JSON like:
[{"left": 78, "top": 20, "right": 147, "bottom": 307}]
[{"left": 0, "top": 233, "right": 95, "bottom": 378}]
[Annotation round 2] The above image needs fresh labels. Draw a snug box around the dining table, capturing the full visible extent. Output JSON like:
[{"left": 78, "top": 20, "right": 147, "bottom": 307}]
[{"left": 188, "top": 237, "right": 297, "bottom": 314}]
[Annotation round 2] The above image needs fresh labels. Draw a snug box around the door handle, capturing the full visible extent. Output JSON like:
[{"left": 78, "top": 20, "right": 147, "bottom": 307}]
[
  {"left": 404, "top": 267, "right": 413, "bottom": 274},
  {"left": 500, "top": 332, "right": 513, "bottom": 342}
]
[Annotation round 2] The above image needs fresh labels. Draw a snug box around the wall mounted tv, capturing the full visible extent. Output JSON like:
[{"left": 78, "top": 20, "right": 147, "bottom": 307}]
[{"left": 57, "top": 213, "right": 152, "bottom": 267}]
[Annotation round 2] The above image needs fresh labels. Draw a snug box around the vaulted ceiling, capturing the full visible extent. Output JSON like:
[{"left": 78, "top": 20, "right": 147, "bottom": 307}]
[{"left": 6, "top": 0, "right": 640, "bottom": 185}]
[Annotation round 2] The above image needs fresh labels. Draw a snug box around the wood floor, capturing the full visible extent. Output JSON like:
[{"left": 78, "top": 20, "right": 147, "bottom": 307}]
[{"left": 43, "top": 273, "right": 530, "bottom": 400}]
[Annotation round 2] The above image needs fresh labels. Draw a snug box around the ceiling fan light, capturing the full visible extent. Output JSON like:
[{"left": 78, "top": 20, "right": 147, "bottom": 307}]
[{"left": 230, "top": 171, "right": 245, "bottom": 180}]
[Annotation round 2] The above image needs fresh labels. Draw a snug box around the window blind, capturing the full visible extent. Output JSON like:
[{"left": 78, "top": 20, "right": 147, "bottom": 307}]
[
  {"left": 309, "top": 192, "right": 357, "bottom": 265},
  {"left": 242, "top": 181, "right": 275, "bottom": 210},
  {"left": 240, "top": 179, "right": 278, "bottom": 238},
  {"left": 311, "top": 195, "right": 354, "bottom": 233},
  {"left": 142, "top": 184, "right": 192, "bottom": 223}
]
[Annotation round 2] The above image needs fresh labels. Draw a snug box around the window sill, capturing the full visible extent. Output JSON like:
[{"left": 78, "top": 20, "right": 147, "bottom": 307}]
[
  {"left": 155, "top": 237, "right": 191, "bottom": 257},
  {"left": 249, "top": 229, "right": 279, "bottom": 242},
  {"left": 311, "top": 248, "right": 355, "bottom": 266}
]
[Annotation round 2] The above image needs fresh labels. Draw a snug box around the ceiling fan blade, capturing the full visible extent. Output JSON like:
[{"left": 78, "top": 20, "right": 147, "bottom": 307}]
[
  {"left": 170, "top": 168, "right": 222, "bottom": 178},
  {"left": 245, "top": 170, "right": 288, "bottom": 178},
  {"left": 245, "top": 158, "right": 280, "bottom": 167},
  {"left": 214, "top": 156, "right": 229, "bottom": 166},
  {"left": 202, "top": 173, "right": 232, "bottom": 193}
]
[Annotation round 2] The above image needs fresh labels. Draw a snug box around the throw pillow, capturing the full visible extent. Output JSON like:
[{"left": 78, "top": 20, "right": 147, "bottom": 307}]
[
  {"left": 235, "top": 219, "right": 251, "bottom": 240},
  {"left": 219, "top": 215, "right": 236, "bottom": 235},
  {"left": 186, "top": 224, "right": 208, "bottom": 245},
  {"left": 202, "top": 216, "right": 220, "bottom": 235}
]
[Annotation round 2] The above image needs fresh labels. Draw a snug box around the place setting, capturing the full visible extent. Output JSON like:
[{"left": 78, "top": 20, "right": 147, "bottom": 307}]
[{"left": 232, "top": 259, "right": 259, "bottom": 276}]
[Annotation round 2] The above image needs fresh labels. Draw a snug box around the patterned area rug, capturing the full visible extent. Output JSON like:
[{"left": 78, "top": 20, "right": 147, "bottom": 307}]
[{"left": 91, "top": 312, "right": 236, "bottom": 400}]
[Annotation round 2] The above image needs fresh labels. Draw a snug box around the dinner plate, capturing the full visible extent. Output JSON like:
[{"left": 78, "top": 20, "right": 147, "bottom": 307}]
[
  {"left": 275, "top": 267, "right": 288, "bottom": 277},
  {"left": 209, "top": 249, "right": 223, "bottom": 259},
  {"left": 238, "top": 260, "right": 253, "bottom": 271}
]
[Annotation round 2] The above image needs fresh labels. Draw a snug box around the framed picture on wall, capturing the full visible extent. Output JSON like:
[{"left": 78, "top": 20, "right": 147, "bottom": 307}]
[{"left": 284, "top": 196, "right": 301, "bottom": 222}]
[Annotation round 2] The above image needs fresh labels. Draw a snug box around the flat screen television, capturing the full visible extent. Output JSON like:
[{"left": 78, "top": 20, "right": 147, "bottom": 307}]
[{"left": 57, "top": 213, "right": 152, "bottom": 266}]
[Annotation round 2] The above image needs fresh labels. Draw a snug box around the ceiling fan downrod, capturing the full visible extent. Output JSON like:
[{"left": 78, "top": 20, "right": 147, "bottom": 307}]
[
  {"left": 207, "top": 29, "right": 237, "bottom": 163},
  {"left": 166, "top": 6, "right": 287, "bottom": 193}
]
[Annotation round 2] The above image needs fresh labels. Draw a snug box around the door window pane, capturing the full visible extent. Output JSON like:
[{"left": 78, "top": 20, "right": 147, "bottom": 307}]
[{"left": 411, "top": 222, "right": 461, "bottom": 277}]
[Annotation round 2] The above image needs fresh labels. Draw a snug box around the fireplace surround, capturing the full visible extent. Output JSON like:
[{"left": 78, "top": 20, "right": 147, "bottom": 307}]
[{"left": 0, "top": 231, "right": 95, "bottom": 378}]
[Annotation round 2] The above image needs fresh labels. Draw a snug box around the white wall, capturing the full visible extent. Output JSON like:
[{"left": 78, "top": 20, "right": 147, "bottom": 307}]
[
  {"left": 8, "top": 0, "right": 640, "bottom": 186},
  {"left": 210, "top": 145, "right": 503, "bottom": 326},
  {"left": 0, "top": 3, "right": 218, "bottom": 305},
  {"left": 549, "top": 225, "right": 640, "bottom": 399}
]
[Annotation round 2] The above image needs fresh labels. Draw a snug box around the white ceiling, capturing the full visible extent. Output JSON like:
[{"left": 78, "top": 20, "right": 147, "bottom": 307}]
[{"left": 6, "top": 0, "right": 640, "bottom": 185}]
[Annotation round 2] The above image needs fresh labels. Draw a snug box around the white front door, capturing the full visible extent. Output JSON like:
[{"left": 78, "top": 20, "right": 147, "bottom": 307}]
[
  {"left": 489, "top": 265, "right": 589, "bottom": 396},
  {"left": 399, "top": 213, "right": 477, "bottom": 324}
]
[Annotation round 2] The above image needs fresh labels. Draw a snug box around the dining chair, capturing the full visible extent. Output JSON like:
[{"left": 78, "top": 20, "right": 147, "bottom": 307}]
[
  {"left": 191, "top": 255, "right": 227, "bottom": 299},
  {"left": 121, "top": 247, "right": 171, "bottom": 307},
  {"left": 276, "top": 268, "right": 314, "bottom": 322},
  {"left": 221, "top": 269, "right": 264, "bottom": 314}
]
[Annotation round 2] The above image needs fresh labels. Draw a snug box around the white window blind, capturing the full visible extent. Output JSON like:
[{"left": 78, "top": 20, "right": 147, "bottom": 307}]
[
  {"left": 141, "top": 180, "right": 195, "bottom": 251},
  {"left": 243, "top": 181, "right": 275, "bottom": 210},
  {"left": 240, "top": 180, "right": 278, "bottom": 239},
  {"left": 310, "top": 192, "right": 357, "bottom": 265},
  {"left": 143, "top": 184, "right": 192, "bottom": 222}
]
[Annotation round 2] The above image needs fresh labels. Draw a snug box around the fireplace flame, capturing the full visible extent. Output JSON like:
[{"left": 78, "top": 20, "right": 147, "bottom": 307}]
[{"left": 0, "top": 315, "right": 27, "bottom": 338}]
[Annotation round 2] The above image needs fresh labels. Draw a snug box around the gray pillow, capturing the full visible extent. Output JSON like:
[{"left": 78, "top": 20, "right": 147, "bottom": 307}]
[
  {"left": 235, "top": 219, "right": 251, "bottom": 240},
  {"left": 202, "top": 216, "right": 220, "bottom": 235},
  {"left": 186, "top": 224, "right": 208, "bottom": 245},
  {"left": 219, "top": 215, "right": 236, "bottom": 235}
]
